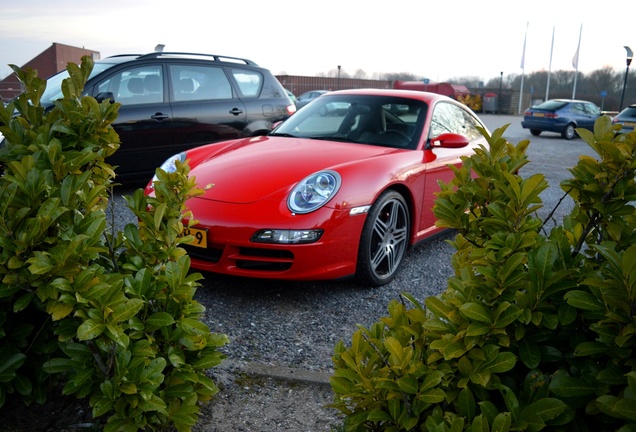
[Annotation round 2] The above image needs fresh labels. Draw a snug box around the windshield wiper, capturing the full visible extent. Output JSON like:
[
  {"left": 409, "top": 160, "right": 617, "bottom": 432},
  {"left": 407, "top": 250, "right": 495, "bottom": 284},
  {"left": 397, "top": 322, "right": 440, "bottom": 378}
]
[
  {"left": 269, "top": 132, "right": 297, "bottom": 138},
  {"left": 308, "top": 136, "right": 354, "bottom": 143}
]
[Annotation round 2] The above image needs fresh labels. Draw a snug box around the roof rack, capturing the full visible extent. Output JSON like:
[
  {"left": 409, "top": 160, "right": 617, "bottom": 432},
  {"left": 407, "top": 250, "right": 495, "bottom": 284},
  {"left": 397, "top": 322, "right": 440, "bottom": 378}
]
[
  {"left": 105, "top": 54, "right": 144, "bottom": 58},
  {"left": 133, "top": 52, "right": 258, "bottom": 66}
]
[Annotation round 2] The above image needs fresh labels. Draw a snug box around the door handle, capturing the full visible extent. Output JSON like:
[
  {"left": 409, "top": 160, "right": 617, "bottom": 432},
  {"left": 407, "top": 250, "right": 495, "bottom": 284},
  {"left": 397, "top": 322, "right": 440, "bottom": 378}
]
[
  {"left": 229, "top": 108, "right": 244, "bottom": 116},
  {"left": 151, "top": 113, "right": 169, "bottom": 121}
]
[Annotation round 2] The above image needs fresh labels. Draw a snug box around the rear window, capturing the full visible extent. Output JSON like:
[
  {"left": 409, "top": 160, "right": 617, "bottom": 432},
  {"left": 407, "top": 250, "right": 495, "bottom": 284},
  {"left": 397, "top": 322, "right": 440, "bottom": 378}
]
[
  {"left": 533, "top": 100, "right": 568, "bottom": 110},
  {"left": 232, "top": 68, "right": 263, "bottom": 97},
  {"left": 619, "top": 107, "right": 636, "bottom": 117}
]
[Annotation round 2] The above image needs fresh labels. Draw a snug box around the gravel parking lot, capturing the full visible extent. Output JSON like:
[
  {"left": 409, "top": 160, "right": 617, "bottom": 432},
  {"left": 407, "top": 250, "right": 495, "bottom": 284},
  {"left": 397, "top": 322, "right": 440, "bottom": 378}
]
[{"left": 105, "top": 114, "right": 599, "bottom": 431}]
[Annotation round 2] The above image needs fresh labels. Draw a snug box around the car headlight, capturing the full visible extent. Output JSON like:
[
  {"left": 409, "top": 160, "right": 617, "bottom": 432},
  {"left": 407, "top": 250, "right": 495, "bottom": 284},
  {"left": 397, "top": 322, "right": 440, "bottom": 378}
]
[
  {"left": 150, "top": 152, "right": 186, "bottom": 183},
  {"left": 288, "top": 170, "right": 341, "bottom": 214}
]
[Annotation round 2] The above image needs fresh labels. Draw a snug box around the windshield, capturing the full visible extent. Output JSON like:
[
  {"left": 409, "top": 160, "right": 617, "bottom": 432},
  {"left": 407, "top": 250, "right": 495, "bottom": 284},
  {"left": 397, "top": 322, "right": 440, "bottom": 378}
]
[
  {"left": 40, "top": 62, "right": 118, "bottom": 107},
  {"left": 272, "top": 94, "right": 426, "bottom": 149}
]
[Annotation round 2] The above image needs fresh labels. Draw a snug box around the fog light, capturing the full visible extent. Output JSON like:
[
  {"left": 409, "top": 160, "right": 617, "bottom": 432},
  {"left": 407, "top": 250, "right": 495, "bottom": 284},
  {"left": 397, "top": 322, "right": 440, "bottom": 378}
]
[{"left": 251, "top": 229, "right": 323, "bottom": 244}]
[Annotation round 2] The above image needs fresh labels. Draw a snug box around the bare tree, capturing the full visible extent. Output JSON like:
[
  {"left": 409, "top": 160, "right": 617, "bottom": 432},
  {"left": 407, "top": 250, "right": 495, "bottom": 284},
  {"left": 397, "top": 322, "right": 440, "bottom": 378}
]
[
  {"left": 585, "top": 66, "right": 621, "bottom": 95},
  {"left": 353, "top": 69, "right": 368, "bottom": 79},
  {"left": 377, "top": 72, "right": 421, "bottom": 81},
  {"left": 447, "top": 76, "right": 484, "bottom": 88}
]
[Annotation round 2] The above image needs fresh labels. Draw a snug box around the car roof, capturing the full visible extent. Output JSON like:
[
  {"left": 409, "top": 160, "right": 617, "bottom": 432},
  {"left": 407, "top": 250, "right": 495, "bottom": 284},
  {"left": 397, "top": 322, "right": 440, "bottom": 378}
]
[
  {"left": 97, "top": 52, "right": 259, "bottom": 67},
  {"left": 549, "top": 98, "right": 594, "bottom": 104},
  {"left": 323, "top": 88, "right": 458, "bottom": 104}
]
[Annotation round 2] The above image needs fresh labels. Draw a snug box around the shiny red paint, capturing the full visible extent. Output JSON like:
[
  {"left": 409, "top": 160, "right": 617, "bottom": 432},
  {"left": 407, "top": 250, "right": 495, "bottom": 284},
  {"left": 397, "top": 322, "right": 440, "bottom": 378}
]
[{"left": 145, "top": 89, "right": 489, "bottom": 283}]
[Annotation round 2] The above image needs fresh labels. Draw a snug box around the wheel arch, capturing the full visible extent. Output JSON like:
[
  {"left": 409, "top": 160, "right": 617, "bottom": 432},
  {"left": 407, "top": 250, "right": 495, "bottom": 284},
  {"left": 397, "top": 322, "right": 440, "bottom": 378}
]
[
  {"left": 374, "top": 183, "right": 418, "bottom": 246},
  {"left": 244, "top": 119, "right": 276, "bottom": 136}
]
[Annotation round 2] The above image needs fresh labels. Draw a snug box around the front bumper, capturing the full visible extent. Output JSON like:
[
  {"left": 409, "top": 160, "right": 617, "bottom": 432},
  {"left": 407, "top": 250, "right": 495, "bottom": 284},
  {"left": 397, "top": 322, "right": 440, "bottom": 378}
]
[{"left": 182, "top": 196, "right": 368, "bottom": 281}]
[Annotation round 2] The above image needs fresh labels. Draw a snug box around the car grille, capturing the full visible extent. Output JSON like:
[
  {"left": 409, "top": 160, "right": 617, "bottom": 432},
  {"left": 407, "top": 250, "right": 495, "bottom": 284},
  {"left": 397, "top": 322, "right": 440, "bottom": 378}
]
[
  {"left": 236, "top": 248, "right": 294, "bottom": 271},
  {"left": 183, "top": 244, "right": 294, "bottom": 272},
  {"left": 183, "top": 244, "right": 223, "bottom": 262}
]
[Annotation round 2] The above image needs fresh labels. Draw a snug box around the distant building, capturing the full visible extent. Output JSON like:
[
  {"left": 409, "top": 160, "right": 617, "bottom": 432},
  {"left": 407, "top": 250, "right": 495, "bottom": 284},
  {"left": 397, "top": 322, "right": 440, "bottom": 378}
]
[
  {"left": 276, "top": 75, "right": 392, "bottom": 96},
  {"left": 0, "top": 42, "right": 100, "bottom": 100}
]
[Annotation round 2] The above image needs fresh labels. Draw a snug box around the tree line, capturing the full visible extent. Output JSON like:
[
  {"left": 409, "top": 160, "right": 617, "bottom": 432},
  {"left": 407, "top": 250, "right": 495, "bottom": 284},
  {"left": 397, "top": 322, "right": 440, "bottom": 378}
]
[
  {"left": 451, "top": 67, "right": 635, "bottom": 112},
  {"left": 316, "top": 66, "right": 635, "bottom": 112}
]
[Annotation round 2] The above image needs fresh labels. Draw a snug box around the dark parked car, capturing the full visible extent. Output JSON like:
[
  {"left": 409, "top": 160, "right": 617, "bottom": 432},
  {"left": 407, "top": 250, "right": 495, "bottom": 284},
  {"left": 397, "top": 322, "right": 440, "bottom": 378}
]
[
  {"left": 612, "top": 104, "right": 636, "bottom": 134},
  {"left": 521, "top": 99, "right": 601, "bottom": 139},
  {"left": 296, "top": 90, "right": 329, "bottom": 109},
  {"left": 11, "top": 52, "right": 296, "bottom": 180}
]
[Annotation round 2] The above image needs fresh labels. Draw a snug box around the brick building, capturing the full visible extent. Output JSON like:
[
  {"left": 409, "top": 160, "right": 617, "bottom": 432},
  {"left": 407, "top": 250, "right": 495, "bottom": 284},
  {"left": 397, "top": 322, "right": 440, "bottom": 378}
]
[
  {"left": 276, "top": 75, "right": 393, "bottom": 97},
  {"left": 0, "top": 42, "right": 99, "bottom": 100}
]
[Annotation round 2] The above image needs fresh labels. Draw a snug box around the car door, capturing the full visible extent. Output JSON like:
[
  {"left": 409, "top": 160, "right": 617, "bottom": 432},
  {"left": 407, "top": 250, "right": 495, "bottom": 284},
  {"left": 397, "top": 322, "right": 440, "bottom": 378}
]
[
  {"left": 569, "top": 102, "right": 595, "bottom": 131},
  {"left": 581, "top": 102, "right": 601, "bottom": 130},
  {"left": 91, "top": 64, "right": 175, "bottom": 179},
  {"left": 168, "top": 63, "right": 247, "bottom": 148},
  {"left": 420, "top": 102, "right": 486, "bottom": 231}
]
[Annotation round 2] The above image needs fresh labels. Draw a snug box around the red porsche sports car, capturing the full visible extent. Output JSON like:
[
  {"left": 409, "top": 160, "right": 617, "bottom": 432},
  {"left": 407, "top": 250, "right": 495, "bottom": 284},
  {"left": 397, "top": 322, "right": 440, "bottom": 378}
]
[{"left": 145, "top": 89, "right": 489, "bottom": 286}]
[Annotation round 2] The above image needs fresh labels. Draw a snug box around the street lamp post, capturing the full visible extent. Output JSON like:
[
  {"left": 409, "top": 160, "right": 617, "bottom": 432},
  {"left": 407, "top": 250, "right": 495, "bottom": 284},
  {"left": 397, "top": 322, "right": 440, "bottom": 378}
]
[
  {"left": 498, "top": 71, "right": 503, "bottom": 113},
  {"left": 619, "top": 46, "right": 633, "bottom": 112},
  {"left": 337, "top": 65, "right": 341, "bottom": 90}
]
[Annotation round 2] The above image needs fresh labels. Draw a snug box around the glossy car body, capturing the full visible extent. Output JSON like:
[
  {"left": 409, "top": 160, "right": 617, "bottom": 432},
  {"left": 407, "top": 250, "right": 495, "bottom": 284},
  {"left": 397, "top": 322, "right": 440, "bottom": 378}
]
[
  {"left": 284, "top": 88, "right": 297, "bottom": 106},
  {"left": 146, "top": 89, "right": 489, "bottom": 286},
  {"left": 35, "top": 52, "right": 296, "bottom": 180},
  {"left": 612, "top": 104, "right": 636, "bottom": 133},
  {"left": 521, "top": 99, "right": 601, "bottom": 139}
]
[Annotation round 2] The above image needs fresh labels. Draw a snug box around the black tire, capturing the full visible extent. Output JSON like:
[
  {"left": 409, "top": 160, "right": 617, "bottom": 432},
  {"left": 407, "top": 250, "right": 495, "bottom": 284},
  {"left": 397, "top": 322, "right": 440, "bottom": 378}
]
[
  {"left": 356, "top": 190, "right": 410, "bottom": 286},
  {"left": 530, "top": 129, "right": 542, "bottom": 136},
  {"left": 561, "top": 124, "right": 576, "bottom": 140}
]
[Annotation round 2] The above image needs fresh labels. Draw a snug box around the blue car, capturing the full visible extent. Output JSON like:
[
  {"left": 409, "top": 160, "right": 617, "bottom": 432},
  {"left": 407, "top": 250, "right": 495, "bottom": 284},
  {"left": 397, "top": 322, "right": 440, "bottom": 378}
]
[
  {"left": 612, "top": 104, "right": 636, "bottom": 134},
  {"left": 521, "top": 99, "right": 601, "bottom": 140}
]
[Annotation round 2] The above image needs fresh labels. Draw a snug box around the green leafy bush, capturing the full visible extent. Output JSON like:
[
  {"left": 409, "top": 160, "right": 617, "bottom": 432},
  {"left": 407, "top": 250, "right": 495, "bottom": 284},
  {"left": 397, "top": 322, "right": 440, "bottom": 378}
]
[
  {"left": 0, "top": 57, "right": 228, "bottom": 431},
  {"left": 330, "top": 121, "right": 636, "bottom": 431}
]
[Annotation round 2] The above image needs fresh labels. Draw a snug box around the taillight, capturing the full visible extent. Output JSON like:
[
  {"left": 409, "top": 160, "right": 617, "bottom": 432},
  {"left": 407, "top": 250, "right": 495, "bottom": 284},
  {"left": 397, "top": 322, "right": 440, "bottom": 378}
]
[{"left": 286, "top": 104, "right": 297, "bottom": 116}]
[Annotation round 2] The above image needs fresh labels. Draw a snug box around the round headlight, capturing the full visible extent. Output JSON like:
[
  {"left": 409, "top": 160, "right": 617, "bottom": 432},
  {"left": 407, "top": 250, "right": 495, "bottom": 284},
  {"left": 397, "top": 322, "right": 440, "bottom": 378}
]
[
  {"left": 150, "top": 152, "right": 186, "bottom": 183},
  {"left": 288, "top": 170, "right": 341, "bottom": 214}
]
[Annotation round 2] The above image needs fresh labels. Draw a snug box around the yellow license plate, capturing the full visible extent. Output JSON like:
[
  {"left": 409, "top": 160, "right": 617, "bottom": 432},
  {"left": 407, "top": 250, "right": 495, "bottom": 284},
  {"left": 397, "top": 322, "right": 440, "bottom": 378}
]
[
  {"left": 624, "top": 121, "right": 636, "bottom": 127},
  {"left": 181, "top": 227, "right": 208, "bottom": 248},
  {"left": 533, "top": 113, "right": 545, "bottom": 117}
]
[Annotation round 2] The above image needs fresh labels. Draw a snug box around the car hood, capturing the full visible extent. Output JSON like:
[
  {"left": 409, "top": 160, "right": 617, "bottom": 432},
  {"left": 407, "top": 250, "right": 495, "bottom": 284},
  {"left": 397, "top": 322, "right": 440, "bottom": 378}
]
[{"left": 189, "top": 136, "right": 401, "bottom": 204}]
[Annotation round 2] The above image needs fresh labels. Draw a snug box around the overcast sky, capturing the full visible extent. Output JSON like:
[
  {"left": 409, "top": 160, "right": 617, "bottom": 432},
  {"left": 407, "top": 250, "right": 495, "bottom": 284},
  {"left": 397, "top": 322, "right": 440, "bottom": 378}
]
[{"left": 1, "top": 0, "right": 634, "bottom": 84}]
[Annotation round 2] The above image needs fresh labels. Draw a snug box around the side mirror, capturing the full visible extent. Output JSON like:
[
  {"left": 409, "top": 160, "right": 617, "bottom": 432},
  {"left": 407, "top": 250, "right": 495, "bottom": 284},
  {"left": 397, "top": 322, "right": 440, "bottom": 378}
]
[
  {"left": 430, "top": 132, "right": 469, "bottom": 148},
  {"left": 96, "top": 91, "right": 115, "bottom": 103}
]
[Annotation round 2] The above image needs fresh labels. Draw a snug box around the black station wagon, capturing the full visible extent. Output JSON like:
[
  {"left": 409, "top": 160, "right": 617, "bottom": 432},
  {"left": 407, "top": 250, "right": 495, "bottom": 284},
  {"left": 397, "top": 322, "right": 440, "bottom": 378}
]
[{"left": 33, "top": 52, "right": 296, "bottom": 180}]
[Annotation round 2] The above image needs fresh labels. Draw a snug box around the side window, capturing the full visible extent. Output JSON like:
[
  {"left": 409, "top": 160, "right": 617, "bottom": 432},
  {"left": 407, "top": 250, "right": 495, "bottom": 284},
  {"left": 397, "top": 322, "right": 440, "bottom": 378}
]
[
  {"left": 571, "top": 103, "right": 585, "bottom": 114},
  {"left": 97, "top": 65, "right": 163, "bottom": 105},
  {"left": 169, "top": 64, "right": 233, "bottom": 102},
  {"left": 584, "top": 103, "right": 600, "bottom": 115},
  {"left": 429, "top": 103, "right": 483, "bottom": 141},
  {"left": 231, "top": 68, "right": 262, "bottom": 97}
]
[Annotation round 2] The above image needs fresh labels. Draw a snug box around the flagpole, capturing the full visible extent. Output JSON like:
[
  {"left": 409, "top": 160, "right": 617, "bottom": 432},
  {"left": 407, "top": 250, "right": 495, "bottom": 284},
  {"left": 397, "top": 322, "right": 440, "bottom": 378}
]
[
  {"left": 545, "top": 26, "right": 554, "bottom": 101},
  {"left": 572, "top": 24, "right": 582, "bottom": 99},
  {"left": 518, "top": 22, "right": 528, "bottom": 115}
]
